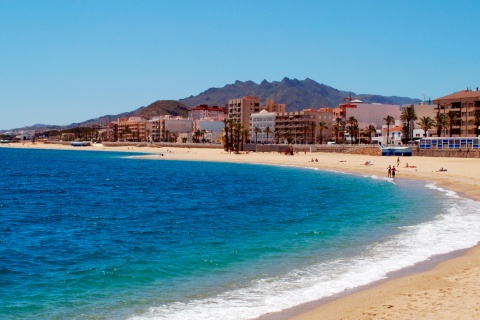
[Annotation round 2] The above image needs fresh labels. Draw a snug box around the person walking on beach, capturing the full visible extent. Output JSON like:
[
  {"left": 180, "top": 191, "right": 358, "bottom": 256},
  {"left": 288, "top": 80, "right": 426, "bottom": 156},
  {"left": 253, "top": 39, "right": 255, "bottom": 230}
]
[
  {"left": 392, "top": 166, "right": 396, "bottom": 179},
  {"left": 396, "top": 157, "right": 400, "bottom": 167},
  {"left": 387, "top": 165, "right": 392, "bottom": 178}
]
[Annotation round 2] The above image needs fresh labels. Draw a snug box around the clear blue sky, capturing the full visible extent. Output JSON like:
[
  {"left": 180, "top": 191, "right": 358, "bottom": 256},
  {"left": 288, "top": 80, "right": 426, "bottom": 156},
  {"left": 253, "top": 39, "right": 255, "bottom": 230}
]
[{"left": 1, "top": 0, "right": 479, "bottom": 130}]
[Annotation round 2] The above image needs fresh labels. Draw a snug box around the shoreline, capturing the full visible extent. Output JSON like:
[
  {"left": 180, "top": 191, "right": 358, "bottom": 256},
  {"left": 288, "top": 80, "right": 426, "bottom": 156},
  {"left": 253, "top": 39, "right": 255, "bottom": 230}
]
[{"left": 2, "top": 142, "right": 480, "bottom": 319}]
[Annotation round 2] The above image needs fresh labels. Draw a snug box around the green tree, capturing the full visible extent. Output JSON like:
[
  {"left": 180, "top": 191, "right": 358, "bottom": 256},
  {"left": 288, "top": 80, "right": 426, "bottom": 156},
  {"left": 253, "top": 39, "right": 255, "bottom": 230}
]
[
  {"left": 333, "top": 117, "right": 344, "bottom": 143},
  {"left": 222, "top": 119, "right": 230, "bottom": 151},
  {"left": 435, "top": 113, "right": 447, "bottom": 137},
  {"left": 194, "top": 129, "right": 202, "bottom": 143},
  {"left": 146, "top": 129, "right": 151, "bottom": 143},
  {"left": 265, "top": 126, "right": 271, "bottom": 143},
  {"left": 308, "top": 121, "right": 317, "bottom": 144},
  {"left": 416, "top": 116, "right": 436, "bottom": 137},
  {"left": 241, "top": 128, "right": 249, "bottom": 151},
  {"left": 383, "top": 115, "right": 394, "bottom": 144},
  {"left": 446, "top": 110, "right": 460, "bottom": 137},
  {"left": 346, "top": 116, "right": 358, "bottom": 144},
  {"left": 400, "top": 106, "right": 417, "bottom": 143},
  {"left": 365, "top": 124, "right": 377, "bottom": 144},
  {"left": 274, "top": 129, "right": 281, "bottom": 144},
  {"left": 474, "top": 111, "right": 480, "bottom": 136},
  {"left": 317, "top": 121, "right": 328, "bottom": 144},
  {"left": 301, "top": 125, "right": 309, "bottom": 144},
  {"left": 254, "top": 127, "right": 261, "bottom": 144},
  {"left": 283, "top": 129, "right": 293, "bottom": 144}
]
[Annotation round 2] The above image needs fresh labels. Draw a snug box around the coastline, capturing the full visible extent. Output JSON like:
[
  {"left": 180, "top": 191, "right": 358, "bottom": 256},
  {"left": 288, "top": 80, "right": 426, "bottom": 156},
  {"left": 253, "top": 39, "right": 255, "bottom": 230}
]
[{"left": 2, "top": 142, "right": 480, "bottom": 319}]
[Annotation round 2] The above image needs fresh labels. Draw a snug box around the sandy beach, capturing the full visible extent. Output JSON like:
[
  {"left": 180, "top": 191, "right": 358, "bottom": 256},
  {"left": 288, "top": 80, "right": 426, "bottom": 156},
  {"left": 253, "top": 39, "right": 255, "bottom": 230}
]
[{"left": 2, "top": 142, "right": 480, "bottom": 319}]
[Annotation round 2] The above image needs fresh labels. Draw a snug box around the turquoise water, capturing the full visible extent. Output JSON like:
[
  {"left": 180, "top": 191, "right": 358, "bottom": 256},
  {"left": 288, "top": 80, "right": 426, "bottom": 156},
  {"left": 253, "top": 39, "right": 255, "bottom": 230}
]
[{"left": 1, "top": 148, "right": 479, "bottom": 320}]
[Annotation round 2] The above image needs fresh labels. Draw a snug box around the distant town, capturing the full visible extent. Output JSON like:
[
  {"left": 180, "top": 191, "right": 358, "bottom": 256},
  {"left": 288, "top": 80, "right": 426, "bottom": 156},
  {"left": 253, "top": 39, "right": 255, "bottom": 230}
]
[{"left": 1, "top": 89, "right": 480, "bottom": 152}]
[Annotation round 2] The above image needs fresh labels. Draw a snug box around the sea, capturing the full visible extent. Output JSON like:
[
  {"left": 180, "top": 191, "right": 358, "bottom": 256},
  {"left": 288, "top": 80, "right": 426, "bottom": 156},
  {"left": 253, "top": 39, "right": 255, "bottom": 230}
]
[{"left": 1, "top": 147, "right": 479, "bottom": 320}]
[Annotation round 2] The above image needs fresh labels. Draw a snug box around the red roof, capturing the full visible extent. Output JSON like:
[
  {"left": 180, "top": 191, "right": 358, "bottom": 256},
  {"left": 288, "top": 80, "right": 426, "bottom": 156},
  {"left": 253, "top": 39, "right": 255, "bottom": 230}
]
[
  {"left": 188, "top": 105, "right": 225, "bottom": 112},
  {"left": 432, "top": 90, "right": 480, "bottom": 103}
]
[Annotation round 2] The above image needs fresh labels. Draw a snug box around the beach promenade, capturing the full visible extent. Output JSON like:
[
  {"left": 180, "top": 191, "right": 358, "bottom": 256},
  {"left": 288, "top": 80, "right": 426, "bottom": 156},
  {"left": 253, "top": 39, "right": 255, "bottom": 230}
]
[{"left": 2, "top": 142, "right": 480, "bottom": 319}]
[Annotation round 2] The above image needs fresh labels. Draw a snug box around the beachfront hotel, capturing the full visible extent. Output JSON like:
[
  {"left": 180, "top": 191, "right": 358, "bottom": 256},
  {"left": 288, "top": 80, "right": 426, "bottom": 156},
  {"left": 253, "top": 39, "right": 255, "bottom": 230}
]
[
  {"left": 273, "top": 109, "right": 334, "bottom": 144},
  {"left": 433, "top": 89, "right": 480, "bottom": 137},
  {"left": 228, "top": 96, "right": 261, "bottom": 130}
]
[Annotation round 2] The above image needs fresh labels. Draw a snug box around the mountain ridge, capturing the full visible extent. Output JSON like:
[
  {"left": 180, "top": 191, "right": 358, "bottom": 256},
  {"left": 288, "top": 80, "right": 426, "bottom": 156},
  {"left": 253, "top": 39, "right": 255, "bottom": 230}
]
[{"left": 5, "top": 78, "right": 421, "bottom": 131}]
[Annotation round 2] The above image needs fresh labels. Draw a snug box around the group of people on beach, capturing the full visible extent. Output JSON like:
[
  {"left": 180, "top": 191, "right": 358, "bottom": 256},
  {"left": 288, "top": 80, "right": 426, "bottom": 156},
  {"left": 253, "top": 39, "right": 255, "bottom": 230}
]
[
  {"left": 387, "top": 164, "right": 397, "bottom": 178},
  {"left": 386, "top": 157, "right": 401, "bottom": 178}
]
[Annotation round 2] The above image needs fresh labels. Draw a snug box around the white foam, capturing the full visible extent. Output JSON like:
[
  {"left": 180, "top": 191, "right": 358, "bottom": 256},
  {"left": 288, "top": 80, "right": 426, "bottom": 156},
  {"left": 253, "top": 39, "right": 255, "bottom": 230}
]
[{"left": 130, "top": 185, "right": 480, "bottom": 320}]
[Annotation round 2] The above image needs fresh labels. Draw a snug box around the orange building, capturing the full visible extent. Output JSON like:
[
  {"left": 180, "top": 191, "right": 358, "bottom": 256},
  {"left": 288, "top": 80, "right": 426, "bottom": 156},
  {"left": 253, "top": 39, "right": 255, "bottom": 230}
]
[{"left": 433, "top": 89, "right": 480, "bottom": 137}]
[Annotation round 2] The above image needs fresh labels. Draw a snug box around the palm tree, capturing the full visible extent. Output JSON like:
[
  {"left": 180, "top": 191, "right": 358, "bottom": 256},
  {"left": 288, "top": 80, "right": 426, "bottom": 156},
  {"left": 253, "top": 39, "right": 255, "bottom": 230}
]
[
  {"left": 308, "top": 121, "right": 317, "bottom": 144},
  {"left": 274, "top": 129, "right": 281, "bottom": 144},
  {"left": 474, "top": 111, "right": 480, "bottom": 137},
  {"left": 194, "top": 129, "right": 202, "bottom": 143},
  {"left": 146, "top": 129, "right": 151, "bottom": 143},
  {"left": 333, "top": 117, "right": 343, "bottom": 143},
  {"left": 416, "top": 116, "right": 436, "bottom": 137},
  {"left": 301, "top": 125, "right": 309, "bottom": 144},
  {"left": 240, "top": 128, "right": 249, "bottom": 151},
  {"left": 284, "top": 129, "right": 293, "bottom": 144},
  {"left": 383, "top": 115, "right": 394, "bottom": 145},
  {"left": 317, "top": 121, "right": 328, "bottom": 144},
  {"left": 352, "top": 123, "right": 360, "bottom": 144},
  {"left": 164, "top": 130, "right": 170, "bottom": 143},
  {"left": 222, "top": 119, "right": 231, "bottom": 151},
  {"left": 234, "top": 122, "right": 242, "bottom": 152},
  {"left": 332, "top": 124, "right": 340, "bottom": 143},
  {"left": 265, "top": 126, "right": 271, "bottom": 143},
  {"left": 254, "top": 127, "right": 261, "bottom": 144},
  {"left": 172, "top": 132, "right": 179, "bottom": 143},
  {"left": 201, "top": 129, "right": 206, "bottom": 142},
  {"left": 435, "top": 113, "right": 447, "bottom": 137},
  {"left": 401, "top": 124, "right": 409, "bottom": 143},
  {"left": 346, "top": 116, "right": 358, "bottom": 144},
  {"left": 400, "top": 105, "right": 417, "bottom": 143},
  {"left": 365, "top": 124, "right": 377, "bottom": 144},
  {"left": 446, "top": 111, "right": 460, "bottom": 137}
]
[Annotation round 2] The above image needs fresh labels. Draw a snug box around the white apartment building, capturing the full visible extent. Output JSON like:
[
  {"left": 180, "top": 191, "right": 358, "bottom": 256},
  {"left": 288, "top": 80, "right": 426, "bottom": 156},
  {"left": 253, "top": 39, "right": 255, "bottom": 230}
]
[{"left": 250, "top": 110, "right": 275, "bottom": 143}]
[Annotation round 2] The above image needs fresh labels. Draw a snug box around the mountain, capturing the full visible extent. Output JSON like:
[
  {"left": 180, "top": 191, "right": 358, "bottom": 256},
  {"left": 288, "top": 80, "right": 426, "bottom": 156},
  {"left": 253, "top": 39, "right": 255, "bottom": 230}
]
[
  {"left": 5, "top": 78, "right": 420, "bottom": 131},
  {"left": 68, "top": 100, "right": 189, "bottom": 128},
  {"left": 7, "top": 100, "right": 189, "bottom": 132},
  {"left": 179, "top": 77, "right": 421, "bottom": 110}
]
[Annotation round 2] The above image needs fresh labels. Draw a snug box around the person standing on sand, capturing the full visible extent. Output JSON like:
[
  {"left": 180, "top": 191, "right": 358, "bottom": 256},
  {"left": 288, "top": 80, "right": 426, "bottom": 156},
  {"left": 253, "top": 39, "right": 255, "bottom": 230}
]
[
  {"left": 387, "top": 165, "right": 392, "bottom": 178},
  {"left": 392, "top": 166, "right": 396, "bottom": 178},
  {"left": 397, "top": 157, "right": 400, "bottom": 167}
]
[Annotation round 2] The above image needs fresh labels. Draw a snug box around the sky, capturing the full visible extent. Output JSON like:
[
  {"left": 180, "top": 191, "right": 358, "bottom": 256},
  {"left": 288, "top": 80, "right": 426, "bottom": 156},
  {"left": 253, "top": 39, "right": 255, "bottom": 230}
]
[{"left": 1, "top": 0, "right": 480, "bottom": 130}]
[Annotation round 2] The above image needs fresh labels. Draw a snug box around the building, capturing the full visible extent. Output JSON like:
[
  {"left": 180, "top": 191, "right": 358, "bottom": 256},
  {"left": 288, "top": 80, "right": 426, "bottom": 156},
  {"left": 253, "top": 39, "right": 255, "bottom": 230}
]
[
  {"left": 263, "top": 99, "right": 286, "bottom": 113},
  {"left": 188, "top": 105, "right": 226, "bottom": 121},
  {"left": 250, "top": 110, "right": 276, "bottom": 143},
  {"left": 336, "top": 101, "right": 402, "bottom": 130},
  {"left": 228, "top": 96, "right": 260, "bottom": 129},
  {"left": 432, "top": 89, "right": 480, "bottom": 137},
  {"left": 117, "top": 117, "right": 148, "bottom": 141},
  {"left": 274, "top": 109, "right": 334, "bottom": 144},
  {"left": 383, "top": 125, "right": 404, "bottom": 145},
  {"left": 419, "top": 137, "right": 480, "bottom": 149},
  {"left": 196, "top": 119, "right": 225, "bottom": 143}
]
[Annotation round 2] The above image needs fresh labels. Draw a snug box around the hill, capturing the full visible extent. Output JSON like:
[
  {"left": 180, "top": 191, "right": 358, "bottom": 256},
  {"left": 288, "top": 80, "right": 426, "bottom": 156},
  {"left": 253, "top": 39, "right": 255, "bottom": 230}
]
[
  {"left": 9, "top": 100, "right": 190, "bottom": 131},
  {"left": 6, "top": 78, "right": 421, "bottom": 131},
  {"left": 179, "top": 77, "right": 421, "bottom": 110}
]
